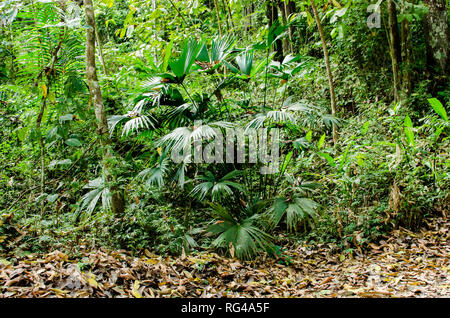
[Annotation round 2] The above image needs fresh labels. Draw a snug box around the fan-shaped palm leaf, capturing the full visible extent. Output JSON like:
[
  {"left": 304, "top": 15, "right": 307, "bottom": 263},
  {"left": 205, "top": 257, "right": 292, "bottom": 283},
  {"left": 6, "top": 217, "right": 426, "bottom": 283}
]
[
  {"left": 78, "top": 177, "right": 111, "bottom": 214},
  {"left": 266, "top": 196, "right": 318, "bottom": 232},
  {"left": 190, "top": 170, "right": 245, "bottom": 201},
  {"left": 168, "top": 38, "right": 203, "bottom": 82},
  {"left": 208, "top": 204, "right": 273, "bottom": 260},
  {"left": 137, "top": 154, "right": 169, "bottom": 188}
]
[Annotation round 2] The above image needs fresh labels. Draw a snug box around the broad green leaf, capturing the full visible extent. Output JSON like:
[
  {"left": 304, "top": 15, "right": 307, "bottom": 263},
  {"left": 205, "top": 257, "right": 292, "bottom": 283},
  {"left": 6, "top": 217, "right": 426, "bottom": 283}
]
[
  {"left": 47, "top": 194, "right": 58, "bottom": 203},
  {"left": 59, "top": 114, "right": 73, "bottom": 122},
  {"left": 65, "top": 138, "right": 82, "bottom": 147},
  {"left": 361, "top": 121, "right": 370, "bottom": 135},
  {"left": 404, "top": 115, "right": 415, "bottom": 146},
  {"left": 48, "top": 159, "right": 72, "bottom": 169},
  {"left": 162, "top": 37, "right": 174, "bottom": 72},
  {"left": 428, "top": 98, "right": 448, "bottom": 121},
  {"left": 317, "top": 133, "right": 325, "bottom": 149},
  {"left": 281, "top": 151, "right": 293, "bottom": 175},
  {"left": 317, "top": 152, "right": 335, "bottom": 167}
]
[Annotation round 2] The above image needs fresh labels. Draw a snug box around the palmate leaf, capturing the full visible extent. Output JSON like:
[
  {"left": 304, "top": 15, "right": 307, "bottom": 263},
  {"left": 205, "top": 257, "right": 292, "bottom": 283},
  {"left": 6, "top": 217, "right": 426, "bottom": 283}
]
[
  {"left": 266, "top": 110, "right": 296, "bottom": 124},
  {"left": 227, "top": 50, "right": 270, "bottom": 79},
  {"left": 164, "top": 103, "right": 195, "bottom": 128},
  {"left": 190, "top": 170, "right": 246, "bottom": 202},
  {"left": 266, "top": 196, "right": 319, "bottom": 232},
  {"left": 158, "top": 126, "right": 192, "bottom": 151},
  {"left": 210, "top": 35, "right": 236, "bottom": 62},
  {"left": 140, "top": 75, "right": 168, "bottom": 90},
  {"left": 173, "top": 160, "right": 189, "bottom": 189},
  {"left": 108, "top": 115, "right": 128, "bottom": 135},
  {"left": 137, "top": 153, "right": 169, "bottom": 188},
  {"left": 78, "top": 177, "right": 111, "bottom": 215},
  {"left": 236, "top": 51, "right": 253, "bottom": 76},
  {"left": 293, "top": 137, "right": 310, "bottom": 150},
  {"left": 245, "top": 114, "right": 267, "bottom": 131},
  {"left": 122, "top": 114, "right": 156, "bottom": 136},
  {"left": 208, "top": 204, "right": 273, "bottom": 260},
  {"left": 158, "top": 121, "right": 233, "bottom": 152},
  {"left": 268, "top": 54, "right": 308, "bottom": 80},
  {"left": 196, "top": 35, "right": 236, "bottom": 68},
  {"left": 321, "top": 114, "right": 342, "bottom": 129},
  {"left": 108, "top": 97, "right": 157, "bottom": 136},
  {"left": 190, "top": 124, "right": 218, "bottom": 142},
  {"left": 266, "top": 19, "right": 288, "bottom": 47},
  {"left": 245, "top": 110, "right": 296, "bottom": 131},
  {"left": 168, "top": 38, "right": 203, "bottom": 81}
]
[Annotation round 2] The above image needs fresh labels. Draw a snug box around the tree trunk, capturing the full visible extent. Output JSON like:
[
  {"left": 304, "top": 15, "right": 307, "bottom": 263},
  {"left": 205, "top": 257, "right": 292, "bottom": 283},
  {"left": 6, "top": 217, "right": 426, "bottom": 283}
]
[
  {"left": 285, "top": 0, "right": 296, "bottom": 53},
  {"left": 388, "top": 0, "right": 401, "bottom": 102},
  {"left": 278, "top": 0, "right": 291, "bottom": 54},
  {"left": 83, "top": 0, "right": 124, "bottom": 217},
  {"left": 309, "top": 0, "right": 338, "bottom": 143},
  {"left": 266, "top": 0, "right": 284, "bottom": 62},
  {"left": 213, "top": 0, "right": 223, "bottom": 37},
  {"left": 244, "top": 3, "right": 253, "bottom": 41},
  {"left": 223, "top": 0, "right": 235, "bottom": 35},
  {"left": 401, "top": 15, "right": 412, "bottom": 97},
  {"left": 424, "top": 0, "right": 448, "bottom": 75}
]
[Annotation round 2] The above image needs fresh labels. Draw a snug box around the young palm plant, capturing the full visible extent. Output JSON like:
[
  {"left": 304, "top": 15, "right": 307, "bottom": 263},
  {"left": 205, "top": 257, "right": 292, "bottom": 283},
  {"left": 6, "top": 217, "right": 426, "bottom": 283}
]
[
  {"left": 265, "top": 176, "right": 320, "bottom": 232},
  {"left": 208, "top": 203, "right": 273, "bottom": 260},
  {"left": 190, "top": 170, "right": 246, "bottom": 202}
]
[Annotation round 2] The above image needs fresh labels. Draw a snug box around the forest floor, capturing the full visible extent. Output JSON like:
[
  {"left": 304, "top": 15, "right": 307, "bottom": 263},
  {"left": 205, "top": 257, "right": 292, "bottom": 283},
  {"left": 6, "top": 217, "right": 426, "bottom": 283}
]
[{"left": 0, "top": 218, "right": 448, "bottom": 298}]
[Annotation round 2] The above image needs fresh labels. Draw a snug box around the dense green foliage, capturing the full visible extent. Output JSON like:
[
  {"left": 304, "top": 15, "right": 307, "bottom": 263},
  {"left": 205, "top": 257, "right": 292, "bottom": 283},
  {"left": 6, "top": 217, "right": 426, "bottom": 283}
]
[{"left": 0, "top": 0, "right": 448, "bottom": 260}]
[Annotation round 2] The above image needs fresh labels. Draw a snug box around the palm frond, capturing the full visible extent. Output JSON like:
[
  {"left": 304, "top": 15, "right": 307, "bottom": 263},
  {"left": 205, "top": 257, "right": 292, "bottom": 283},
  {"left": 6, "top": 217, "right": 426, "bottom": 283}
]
[
  {"left": 78, "top": 177, "right": 111, "bottom": 214},
  {"left": 266, "top": 196, "right": 319, "bottom": 232},
  {"left": 208, "top": 204, "right": 273, "bottom": 260},
  {"left": 137, "top": 155, "right": 169, "bottom": 188},
  {"left": 122, "top": 114, "right": 156, "bottom": 136}
]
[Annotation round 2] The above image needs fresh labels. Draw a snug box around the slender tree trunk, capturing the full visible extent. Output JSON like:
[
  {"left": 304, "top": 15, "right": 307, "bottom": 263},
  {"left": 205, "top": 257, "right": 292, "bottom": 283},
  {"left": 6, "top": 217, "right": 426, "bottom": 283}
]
[
  {"left": 388, "top": 0, "right": 401, "bottom": 102},
  {"left": 310, "top": 0, "right": 337, "bottom": 143},
  {"left": 36, "top": 89, "right": 48, "bottom": 215},
  {"left": 213, "top": 0, "right": 223, "bottom": 37},
  {"left": 266, "top": 0, "right": 284, "bottom": 62},
  {"left": 424, "top": 0, "right": 448, "bottom": 75},
  {"left": 278, "top": 0, "right": 292, "bottom": 54},
  {"left": 223, "top": 0, "right": 235, "bottom": 35},
  {"left": 220, "top": 0, "right": 231, "bottom": 33},
  {"left": 244, "top": 3, "right": 253, "bottom": 41},
  {"left": 167, "top": 0, "right": 189, "bottom": 27},
  {"left": 83, "top": 0, "right": 124, "bottom": 217},
  {"left": 401, "top": 14, "right": 412, "bottom": 97},
  {"left": 284, "top": 0, "right": 295, "bottom": 53},
  {"left": 35, "top": 25, "right": 64, "bottom": 215}
]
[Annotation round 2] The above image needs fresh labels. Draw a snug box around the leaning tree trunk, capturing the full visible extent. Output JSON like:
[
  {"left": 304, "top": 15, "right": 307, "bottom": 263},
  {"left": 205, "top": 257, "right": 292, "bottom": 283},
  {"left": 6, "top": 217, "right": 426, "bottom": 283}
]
[
  {"left": 310, "top": 0, "right": 338, "bottom": 143},
  {"left": 424, "top": 0, "right": 448, "bottom": 76},
  {"left": 83, "top": 0, "right": 124, "bottom": 217},
  {"left": 388, "top": 0, "right": 402, "bottom": 103}
]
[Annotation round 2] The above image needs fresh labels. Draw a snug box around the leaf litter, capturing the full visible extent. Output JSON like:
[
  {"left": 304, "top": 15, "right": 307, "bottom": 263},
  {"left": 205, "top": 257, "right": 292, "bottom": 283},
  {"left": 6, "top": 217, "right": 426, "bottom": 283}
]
[{"left": 0, "top": 218, "right": 448, "bottom": 298}]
